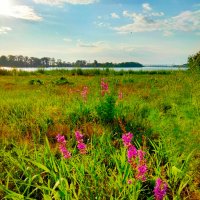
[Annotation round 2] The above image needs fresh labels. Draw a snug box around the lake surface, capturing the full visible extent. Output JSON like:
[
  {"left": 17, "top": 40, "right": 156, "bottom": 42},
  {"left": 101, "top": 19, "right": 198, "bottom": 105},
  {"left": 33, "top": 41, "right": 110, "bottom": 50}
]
[{"left": 0, "top": 66, "right": 188, "bottom": 72}]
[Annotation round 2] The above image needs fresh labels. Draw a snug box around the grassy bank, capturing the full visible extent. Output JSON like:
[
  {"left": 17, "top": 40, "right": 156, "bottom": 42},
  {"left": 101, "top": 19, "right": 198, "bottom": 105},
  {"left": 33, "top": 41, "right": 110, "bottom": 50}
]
[{"left": 0, "top": 70, "right": 199, "bottom": 199}]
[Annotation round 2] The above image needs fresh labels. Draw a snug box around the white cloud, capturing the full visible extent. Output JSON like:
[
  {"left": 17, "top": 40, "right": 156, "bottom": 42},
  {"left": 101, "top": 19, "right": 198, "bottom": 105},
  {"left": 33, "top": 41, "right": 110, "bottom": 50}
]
[
  {"left": 63, "top": 38, "right": 72, "bottom": 42},
  {"left": 77, "top": 40, "right": 106, "bottom": 49},
  {"left": 10, "top": 5, "right": 42, "bottom": 21},
  {"left": 0, "top": 4, "right": 42, "bottom": 21},
  {"left": 115, "top": 7, "right": 200, "bottom": 36},
  {"left": 163, "top": 31, "right": 173, "bottom": 37},
  {"left": 94, "top": 21, "right": 110, "bottom": 28},
  {"left": 142, "top": 3, "right": 152, "bottom": 12},
  {"left": 111, "top": 12, "right": 120, "bottom": 19},
  {"left": 33, "top": 0, "right": 98, "bottom": 6},
  {"left": 150, "top": 12, "right": 164, "bottom": 17},
  {"left": 0, "top": 27, "right": 12, "bottom": 34}
]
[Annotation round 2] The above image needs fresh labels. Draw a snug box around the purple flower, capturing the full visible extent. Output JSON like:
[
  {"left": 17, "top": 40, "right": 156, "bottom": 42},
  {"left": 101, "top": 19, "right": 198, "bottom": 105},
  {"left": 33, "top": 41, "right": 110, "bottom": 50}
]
[
  {"left": 127, "top": 145, "right": 138, "bottom": 162},
  {"left": 56, "top": 134, "right": 71, "bottom": 159},
  {"left": 75, "top": 131, "right": 84, "bottom": 142},
  {"left": 77, "top": 143, "right": 86, "bottom": 150},
  {"left": 154, "top": 178, "right": 168, "bottom": 200},
  {"left": 75, "top": 131, "right": 87, "bottom": 154},
  {"left": 122, "top": 132, "right": 133, "bottom": 147},
  {"left": 56, "top": 134, "right": 66, "bottom": 144},
  {"left": 136, "top": 164, "right": 148, "bottom": 181},
  {"left": 137, "top": 150, "right": 145, "bottom": 161}
]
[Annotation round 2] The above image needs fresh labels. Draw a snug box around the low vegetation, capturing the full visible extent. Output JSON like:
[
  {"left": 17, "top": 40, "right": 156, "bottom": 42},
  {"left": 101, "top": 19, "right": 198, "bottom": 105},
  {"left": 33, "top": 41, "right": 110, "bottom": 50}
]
[{"left": 0, "top": 69, "right": 199, "bottom": 199}]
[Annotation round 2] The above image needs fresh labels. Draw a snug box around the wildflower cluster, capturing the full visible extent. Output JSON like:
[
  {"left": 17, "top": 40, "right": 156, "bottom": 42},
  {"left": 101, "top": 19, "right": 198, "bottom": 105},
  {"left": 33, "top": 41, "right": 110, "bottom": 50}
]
[
  {"left": 81, "top": 86, "right": 88, "bottom": 102},
  {"left": 122, "top": 132, "right": 147, "bottom": 182},
  {"left": 101, "top": 79, "right": 109, "bottom": 96},
  {"left": 75, "top": 131, "right": 87, "bottom": 154},
  {"left": 154, "top": 178, "right": 168, "bottom": 200},
  {"left": 118, "top": 91, "right": 123, "bottom": 99},
  {"left": 56, "top": 134, "right": 71, "bottom": 159}
]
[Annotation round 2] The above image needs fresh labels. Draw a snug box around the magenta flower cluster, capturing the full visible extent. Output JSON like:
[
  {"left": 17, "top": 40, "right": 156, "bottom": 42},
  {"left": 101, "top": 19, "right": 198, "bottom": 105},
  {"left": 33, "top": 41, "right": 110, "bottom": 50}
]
[
  {"left": 154, "top": 178, "right": 168, "bottom": 200},
  {"left": 122, "top": 132, "right": 148, "bottom": 182},
  {"left": 81, "top": 86, "right": 89, "bottom": 102},
  {"left": 75, "top": 131, "right": 87, "bottom": 154},
  {"left": 56, "top": 134, "right": 71, "bottom": 159},
  {"left": 101, "top": 79, "right": 109, "bottom": 96}
]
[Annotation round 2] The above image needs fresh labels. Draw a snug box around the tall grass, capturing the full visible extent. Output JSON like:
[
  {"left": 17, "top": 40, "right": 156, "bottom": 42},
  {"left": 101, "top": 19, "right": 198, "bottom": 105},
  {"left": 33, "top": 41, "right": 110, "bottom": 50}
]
[{"left": 0, "top": 71, "right": 199, "bottom": 199}]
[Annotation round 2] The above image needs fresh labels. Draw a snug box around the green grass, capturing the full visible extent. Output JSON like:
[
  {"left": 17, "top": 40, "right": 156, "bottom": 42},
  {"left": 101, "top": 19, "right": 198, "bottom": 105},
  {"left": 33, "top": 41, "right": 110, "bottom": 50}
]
[{"left": 0, "top": 70, "right": 200, "bottom": 199}]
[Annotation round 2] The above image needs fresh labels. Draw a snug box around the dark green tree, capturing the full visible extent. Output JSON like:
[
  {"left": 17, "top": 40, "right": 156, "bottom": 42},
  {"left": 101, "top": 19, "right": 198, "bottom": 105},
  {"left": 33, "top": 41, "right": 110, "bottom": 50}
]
[{"left": 188, "top": 51, "right": 200, "bottom": 71}]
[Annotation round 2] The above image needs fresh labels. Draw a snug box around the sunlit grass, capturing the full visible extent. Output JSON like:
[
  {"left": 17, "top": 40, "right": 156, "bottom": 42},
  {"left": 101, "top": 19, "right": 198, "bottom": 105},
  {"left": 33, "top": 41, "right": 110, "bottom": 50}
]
[{"left": 0, "top": 70, "right": 200, "bottom": 199}]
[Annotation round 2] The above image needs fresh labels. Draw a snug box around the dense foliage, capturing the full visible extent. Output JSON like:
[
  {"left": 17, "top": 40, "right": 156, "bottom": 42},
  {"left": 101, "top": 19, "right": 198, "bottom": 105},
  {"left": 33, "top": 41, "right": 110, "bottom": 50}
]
[{"left": 188, "top": 51, "right": 200, "bottom": 71}]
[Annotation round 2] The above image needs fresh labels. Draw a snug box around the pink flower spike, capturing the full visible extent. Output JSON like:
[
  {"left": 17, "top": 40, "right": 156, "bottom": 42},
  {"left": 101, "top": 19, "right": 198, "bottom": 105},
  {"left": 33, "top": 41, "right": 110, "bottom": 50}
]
[
  {"left": 75, "top": 131, "right": 83, "bottom": 142},
  {"left": 77, "top": 143, "right": 86, "bottom": 150},
  {"left": 56, "top": 134, "right": 66, "bottom": 143},
  {"left": 56, "top": 134, "right": 71, "bottom": 159},
  {"left": 75, "top": 131, "right": 87, "bottom": 154},
  {"left": 122, "top": 132, "right": 133, "bottom": 147},
  {"left": 127, "top": 145, "right": 138, "bottom": 162},
  {"left": 127, "top": 179, "right": 133, "bottom": 184},
  {"left": 137, "top": 150, "right": 145, "bottom": 161},
  {"left": 154, "top": 178, "right": 168, "bottom": 200}
]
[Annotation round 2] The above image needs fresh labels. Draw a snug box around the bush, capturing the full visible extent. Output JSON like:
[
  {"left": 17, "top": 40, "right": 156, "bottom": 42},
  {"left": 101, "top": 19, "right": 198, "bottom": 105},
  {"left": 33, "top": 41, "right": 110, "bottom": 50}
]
[
  {"left": 96, "top": 94, "right": 116, "bottom": 124},
  {"left": 188, "top": 51, "right": 200, "bottom": 71}
]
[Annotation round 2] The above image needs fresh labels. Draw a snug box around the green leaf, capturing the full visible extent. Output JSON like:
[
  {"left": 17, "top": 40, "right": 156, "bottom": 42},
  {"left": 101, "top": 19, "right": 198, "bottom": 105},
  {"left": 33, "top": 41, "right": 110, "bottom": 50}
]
[{"left": 24, "top": 158, "right": 50, "bottom": 173}]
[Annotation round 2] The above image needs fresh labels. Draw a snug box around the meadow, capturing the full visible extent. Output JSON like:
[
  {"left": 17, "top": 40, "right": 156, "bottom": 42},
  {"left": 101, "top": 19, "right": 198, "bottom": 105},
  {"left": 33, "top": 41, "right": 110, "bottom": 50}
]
[{"left": 0, "top": 69, "right": 200, "bottom": 199}]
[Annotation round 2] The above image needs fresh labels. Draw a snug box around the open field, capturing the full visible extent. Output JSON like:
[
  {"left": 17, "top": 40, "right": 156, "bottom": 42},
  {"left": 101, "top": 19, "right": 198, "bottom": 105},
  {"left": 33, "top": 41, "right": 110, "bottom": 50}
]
[{"left": 0, "top": 70, "right": 200, "bottom": 199}]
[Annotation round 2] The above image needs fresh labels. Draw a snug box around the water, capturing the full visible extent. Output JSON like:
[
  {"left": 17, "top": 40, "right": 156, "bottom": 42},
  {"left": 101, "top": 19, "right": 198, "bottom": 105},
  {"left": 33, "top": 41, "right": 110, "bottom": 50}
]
[{"left": 0, "top": 66, "right": 188, "bottom": 72}]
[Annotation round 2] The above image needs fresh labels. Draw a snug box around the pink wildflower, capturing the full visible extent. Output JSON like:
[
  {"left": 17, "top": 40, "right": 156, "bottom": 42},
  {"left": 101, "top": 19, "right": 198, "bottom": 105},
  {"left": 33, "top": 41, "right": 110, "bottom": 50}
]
[
  {"left": 75, "top": 131, "right": 84, "bottom": 142},
  {"left": 127, "top": 145, "right": 138, "bottom": 162},
  {"left": 122, "top": 132, "right": 133, "bottom": 148},
  {"left": 154, "top": 178, "right": 168, "bottom": 200},
  {"left": 75, "top": 131, "right": 87, "bottom": 154},
  {"left": 118, "top": 91, "right": 123, "bottom": 99},
  {"left": 136, "top": 164, "right": 148, "bottom": 181},
  {"left": 56, "top": 134, "right": 71, "bottom": 159},
  {"left": 122, "top": 132, "right": 148, "bottom": 182},
  {"left": 137, "top": 150, "right": 146, "bottom": 161},
  {"left": 101, "top": 79, "right": 109, "bottom": 96},
  {"left": 127, "top": 179, "right": 133, "bottom": 184},
  {"left": 81, "top": 86, "right": 88, "bottom": 102},
  {"left": 56, "top": 134, "right": 66, "bottom": 144}
]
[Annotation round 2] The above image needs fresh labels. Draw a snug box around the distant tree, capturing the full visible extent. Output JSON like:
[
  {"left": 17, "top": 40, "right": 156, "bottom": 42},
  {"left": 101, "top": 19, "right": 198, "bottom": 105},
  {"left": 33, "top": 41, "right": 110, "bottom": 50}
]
[
  {"left": 16, "top": 55, "right": 24, "bottom": 67},
  {"left": 56, "top": 59, "right": 62, "bottom": 67},
  {"left": 75, "top": 60, "right": 87, "bottom": 67},
  {"left": 188, "top": 51, "right": 200, "bottom": 71},
  {"left": 29, "top": 57, "right": 41, "bottom": 67},
  {"left": 41, "top": 57, "right": 51, "bottom": 67},
  {"left": 0, "top": 55, "right": 8, "bottom": 66},
  {"left": 8, "top": 55, "right": 16, "bottom": 66},
  {"left": 50, "top": 58, "right": 56, "bottom": 66},
  {"left": 93, "top": 60, "right": 98, "bottom": 67}
]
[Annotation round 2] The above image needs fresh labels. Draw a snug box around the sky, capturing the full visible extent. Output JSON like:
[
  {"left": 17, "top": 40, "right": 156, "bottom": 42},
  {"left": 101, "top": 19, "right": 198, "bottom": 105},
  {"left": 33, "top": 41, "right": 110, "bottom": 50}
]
[{"left": 0, "top": 0, "right": 200, "bottom": 65}]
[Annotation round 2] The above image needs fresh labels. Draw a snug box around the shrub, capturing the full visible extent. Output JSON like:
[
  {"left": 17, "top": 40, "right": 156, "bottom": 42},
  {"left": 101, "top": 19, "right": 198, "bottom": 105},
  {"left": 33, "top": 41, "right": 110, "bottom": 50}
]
[
  {"left": 96, "top": 94, "right": 116, "bottom": 124},
  {"left": 188, "top": 51, "right": 200, "bottom": 71}
]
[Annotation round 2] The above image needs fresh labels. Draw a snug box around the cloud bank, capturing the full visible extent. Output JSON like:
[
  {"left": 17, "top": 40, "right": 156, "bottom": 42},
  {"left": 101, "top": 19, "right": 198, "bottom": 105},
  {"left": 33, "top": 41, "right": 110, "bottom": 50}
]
[
  {"left": 113, "top": 4, "right": 200, "bottom": 36},
  {"left": 33, "top": 0, "right": 98, "bottom": 6}
]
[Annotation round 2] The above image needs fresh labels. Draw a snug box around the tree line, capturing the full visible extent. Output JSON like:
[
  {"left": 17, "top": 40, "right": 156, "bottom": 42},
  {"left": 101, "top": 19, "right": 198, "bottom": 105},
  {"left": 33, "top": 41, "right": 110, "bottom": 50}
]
[{"left": 0, "top": 55, "right": 143, "bottom": 68}]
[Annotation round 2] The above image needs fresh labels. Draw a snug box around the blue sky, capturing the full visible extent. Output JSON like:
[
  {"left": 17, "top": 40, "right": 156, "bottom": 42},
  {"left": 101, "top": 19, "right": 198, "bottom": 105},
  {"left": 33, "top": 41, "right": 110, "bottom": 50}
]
[{"left": 0, "top": 0, "right": 199, "bottom": 64}]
